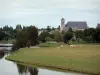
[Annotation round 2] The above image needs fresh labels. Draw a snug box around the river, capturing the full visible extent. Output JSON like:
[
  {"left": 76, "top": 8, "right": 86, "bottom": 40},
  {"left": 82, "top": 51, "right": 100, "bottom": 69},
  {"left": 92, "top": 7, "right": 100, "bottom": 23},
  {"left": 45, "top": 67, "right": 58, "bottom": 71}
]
[{"left": 0, "top": 47, "right": 86, "bottom": 75}]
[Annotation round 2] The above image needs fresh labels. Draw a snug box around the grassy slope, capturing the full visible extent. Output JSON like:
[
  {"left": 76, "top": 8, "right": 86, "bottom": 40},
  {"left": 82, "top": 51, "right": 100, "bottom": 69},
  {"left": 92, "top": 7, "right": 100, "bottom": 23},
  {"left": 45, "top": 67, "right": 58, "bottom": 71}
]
[{"left": 6, "top": 44, "right": 100, "bottom": 74}]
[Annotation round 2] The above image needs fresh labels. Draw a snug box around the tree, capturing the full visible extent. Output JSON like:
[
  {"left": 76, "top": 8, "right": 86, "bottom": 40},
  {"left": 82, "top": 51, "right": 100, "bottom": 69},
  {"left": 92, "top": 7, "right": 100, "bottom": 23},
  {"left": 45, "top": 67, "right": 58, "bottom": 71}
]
[
  {"left": 1, "top": 25, "right": 16, "bottom": 39},
  {"left": 0, "top": 31, "right": 8, "bottom": 40},
  {"left": 47, "top": 26, "right": 51, "bottom": 32},
  {"left": 0, "top": 28, "right": 2, "bottom": 31},
  {"left": 68, "top": 27, "right": 73, "bottom": 32},
  {"left": 53, "top": 30, "right": 61, "bottom": 42},
  {"left": 16, "top": 24, "right": 22, "bottom": 31},
  {"left": 92, "top": 28, "right": 100, "bottom": 42},
  {"left": 75, "top": 30, "right": 84, "bottom": 40},
  {"left": 0, "top": 32, "right": 5, "bottom": 40},
  {"left": 16, "top": 30, "right": 28, "bottom": 48},
  {"left": 39, "top": 31, "right": 50, "bottom": 42},
  {"left": 57, "top": 25, "right": 60, "bottom": 31},
  {"left": 12, "top": 30, "right": 28, "bottom": 50},
  {"left": 0, "top": 51, "right": 4, "bottom": 59},
  {"left": 27, "top": 26, "right": 38, "bottom": 45},
  {"left": 51, "top": 27, "right": 55, "bottom": 30},
  {"left": 84, "top": 28, "right": 95, "bottom": 36},
  {"left": 64, "top": 32, "right": 73, "bottom": 44},
  {"left": 3, "top": 25, "right": 9, "bottom": 31},
  {"left": 12, "top": 26, "right": 38, "bottom": 50},
  {"left": 45, "top": 37, "right": 53, "bottom": 41}
]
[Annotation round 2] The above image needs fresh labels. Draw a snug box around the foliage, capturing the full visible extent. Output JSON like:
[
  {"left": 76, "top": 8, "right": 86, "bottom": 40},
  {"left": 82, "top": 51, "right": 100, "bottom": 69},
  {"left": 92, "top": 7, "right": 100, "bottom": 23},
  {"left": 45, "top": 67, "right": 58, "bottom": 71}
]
[
  {"left": 39, "top": 42, "right": 59, "bottom": 47},
  {"left": 47, "top": 26, "right": 51, "bottom": 32},
  {"left": 64, "top": 32, "right": 73, "bottom": 44},
  {"left": 92, "top": 28, "right": 100, "bottom": 42},
  {"left": 16, "top": 30, "right": 28, "bottom": 48},
  {"left": 57, "top": 25, "right": 60, "bottom": 30},
  {"left": 53, "top": 30, "right": 61, "bottom": 42},
  {"left": 75, "top": 30, "right": 84, "bottom": 39},
  {"left": 39, "top": 31, "right": 50, "bottom": 42},
  {"left": 84, "top": 28, "right": 95, "bottom": 36},
  {"left": 16, "top": 24, "right": 22, "bottom": 31},
  {"left": 0, "top": 31, "right": 9, "bottom": 40},
  {"left": 68, "top": 27, "right": 73, "bottom": 32},
  {"left": 68, "top": 40, "right": 73, "bottom": 45},
  {"left": 74, "top": 28, "right": 100, "bottom": 43},
  {"left": 45, "top": 37, "right": 53, "bottom": 41},
  {"left": 0, "top": 25, "right": 16, "bottom": 40},
  {"left": 12, "top": 40, "right": 19, "bottom": 51},
  {"left": 12, "top": 26, "right": 38, "bottom": 50},
  {"left": 3, "top": 25, "right": 13, "bottom": 31},
  {"left": 51, "top": 27, "right": 56, "bottom": 30},
  {"left": 0, "top": 25, "right": 100, "bottom": 48},
  {"left": 27, "top": 26, "right": 38, "bottom": 45}
]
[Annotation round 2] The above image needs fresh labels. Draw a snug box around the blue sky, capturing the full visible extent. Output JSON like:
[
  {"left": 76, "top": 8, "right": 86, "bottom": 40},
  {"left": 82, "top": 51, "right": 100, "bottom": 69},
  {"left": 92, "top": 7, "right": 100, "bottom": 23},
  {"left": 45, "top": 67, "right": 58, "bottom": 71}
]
[{"left": 0, "top": 0, "right": 100, "bottom": 28}]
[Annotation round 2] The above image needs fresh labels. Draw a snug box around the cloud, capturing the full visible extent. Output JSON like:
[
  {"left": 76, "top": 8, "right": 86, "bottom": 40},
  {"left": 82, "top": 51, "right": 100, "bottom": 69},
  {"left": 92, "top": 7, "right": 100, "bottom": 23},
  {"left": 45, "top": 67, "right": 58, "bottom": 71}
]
[
  {"left": 0, "top": 0, "right": 100, "bottom": 14},
  {"left": 0, "top": 0, "right": 100, "bottom": 28},
  {"left": 10, "top": 0, "right": 100, "bottom": 9}
]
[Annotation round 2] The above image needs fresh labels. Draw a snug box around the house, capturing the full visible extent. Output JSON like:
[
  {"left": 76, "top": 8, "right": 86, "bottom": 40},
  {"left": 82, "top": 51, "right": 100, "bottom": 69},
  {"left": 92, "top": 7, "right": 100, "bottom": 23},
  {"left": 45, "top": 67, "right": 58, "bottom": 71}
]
[
  {"left": 60, "top": 18, "right": 88, "bottom": 32},
  {"left": 96, "top": 24, "right": 100, "bottom": 28}
]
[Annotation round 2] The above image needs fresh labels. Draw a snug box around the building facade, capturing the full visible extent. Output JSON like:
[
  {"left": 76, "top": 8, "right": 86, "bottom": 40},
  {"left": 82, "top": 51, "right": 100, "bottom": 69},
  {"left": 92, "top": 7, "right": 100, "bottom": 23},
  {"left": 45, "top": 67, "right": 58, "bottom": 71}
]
[{"left": 60, "top": 18, "right": 88, "bottom": 32}]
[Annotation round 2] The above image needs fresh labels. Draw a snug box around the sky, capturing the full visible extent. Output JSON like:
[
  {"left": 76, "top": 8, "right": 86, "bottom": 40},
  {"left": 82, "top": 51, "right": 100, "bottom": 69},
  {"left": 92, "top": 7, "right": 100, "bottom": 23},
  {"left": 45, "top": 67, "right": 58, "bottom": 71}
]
[{"left": 0, "top": 0, "right": 100, "bottom": 28}]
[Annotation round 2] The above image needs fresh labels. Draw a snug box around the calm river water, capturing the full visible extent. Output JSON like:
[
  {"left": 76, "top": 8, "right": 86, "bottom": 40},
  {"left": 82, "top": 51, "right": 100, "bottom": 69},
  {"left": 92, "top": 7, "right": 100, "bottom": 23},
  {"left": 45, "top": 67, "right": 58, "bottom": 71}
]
[{"left": 0, "top": 47, "right": 86, "bottom": 75}]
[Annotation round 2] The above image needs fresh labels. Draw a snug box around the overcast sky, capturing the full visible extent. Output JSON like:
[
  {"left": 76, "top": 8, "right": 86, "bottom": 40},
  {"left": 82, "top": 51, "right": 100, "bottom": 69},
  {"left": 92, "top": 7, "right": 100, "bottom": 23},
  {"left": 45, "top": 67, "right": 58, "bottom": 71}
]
[{"left": 0, "top": 0, "right": 100, "bottom": 28}]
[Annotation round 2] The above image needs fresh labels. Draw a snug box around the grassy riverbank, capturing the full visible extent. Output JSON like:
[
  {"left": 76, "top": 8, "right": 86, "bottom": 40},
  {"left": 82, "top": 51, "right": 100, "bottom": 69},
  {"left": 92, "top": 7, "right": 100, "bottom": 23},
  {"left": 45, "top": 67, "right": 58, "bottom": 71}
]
[{"left": 6, "top": 44, "right": 100, "bottom": 75}]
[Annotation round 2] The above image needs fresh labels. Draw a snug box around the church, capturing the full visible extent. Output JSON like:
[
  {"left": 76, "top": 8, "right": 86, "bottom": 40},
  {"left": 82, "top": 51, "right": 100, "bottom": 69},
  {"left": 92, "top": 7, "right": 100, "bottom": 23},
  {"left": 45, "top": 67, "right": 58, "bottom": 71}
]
[{"left": 60, "top": 18, "right": 88, "bottom": 32}]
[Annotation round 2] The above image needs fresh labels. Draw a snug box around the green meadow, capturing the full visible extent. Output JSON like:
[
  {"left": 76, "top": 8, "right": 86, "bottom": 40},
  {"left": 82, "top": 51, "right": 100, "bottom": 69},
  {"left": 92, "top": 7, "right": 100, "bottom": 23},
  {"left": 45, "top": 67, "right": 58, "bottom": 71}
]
[{"left": 6, "top": 44, "right": 100, "bottom": 75}]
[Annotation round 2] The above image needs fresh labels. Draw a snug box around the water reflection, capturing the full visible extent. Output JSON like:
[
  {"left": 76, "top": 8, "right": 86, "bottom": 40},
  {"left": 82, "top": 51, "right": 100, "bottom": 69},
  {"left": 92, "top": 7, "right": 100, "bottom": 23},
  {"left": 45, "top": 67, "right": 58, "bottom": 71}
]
[
  {"left": 0, "top": 51, "right": 4, "bottom": 59},
  {"left": 29, "top": 68, "right": 38, "bottom": 75},
  {"left": 17, "top": 64, "right": 38, "bottom": 75}
]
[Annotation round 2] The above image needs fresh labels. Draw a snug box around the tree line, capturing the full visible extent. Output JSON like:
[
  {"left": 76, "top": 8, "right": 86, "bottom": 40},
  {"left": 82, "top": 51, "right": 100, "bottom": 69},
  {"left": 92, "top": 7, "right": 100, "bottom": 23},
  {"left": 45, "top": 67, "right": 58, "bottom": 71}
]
[
  {"left": 0, "top": 25, "right": 100, "bottom": 50},
  {"left": 38, "top": 27, "right": 100, "bottom": 44}
]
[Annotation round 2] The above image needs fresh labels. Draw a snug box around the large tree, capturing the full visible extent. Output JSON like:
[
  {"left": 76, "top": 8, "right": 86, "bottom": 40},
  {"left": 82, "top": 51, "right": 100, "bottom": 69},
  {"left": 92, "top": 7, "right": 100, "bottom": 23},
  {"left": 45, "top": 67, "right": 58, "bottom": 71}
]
[
  {"left": 39, "top": 31, "right": 50, "bottom": 42},
  {"left": 12, "top": 26, "right": 38, "bottom": 50},
  {"left": 53, "top": 30, "right": 61, "bottom": 42},
  {"left": 47, "top": 26, "right": 51, "bottom": 32},
  {"left": 28, "top": 26, "right": 38, "bottom": 45},
  {"left": 15, "top": 30, "right": 28, "bottom": 48},
  {"left": 64, "top": 32, "right": 73, "bottom": 44},
  {"left": 92, "top": 28, "right": 100, "bottom": 42},
  {"left": 75, "top": 30, "right": 84, "bottom": 39},
  {"left": 0, "top": 32, "right": 8, "bottom": 40}
]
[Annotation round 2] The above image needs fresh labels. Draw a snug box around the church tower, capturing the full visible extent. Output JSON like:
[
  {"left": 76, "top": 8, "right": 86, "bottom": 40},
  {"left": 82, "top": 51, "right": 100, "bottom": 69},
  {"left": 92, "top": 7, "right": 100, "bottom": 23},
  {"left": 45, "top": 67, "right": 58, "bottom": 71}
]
[{"left": 60, "top": 18, "right": 65, "bottom": 32}]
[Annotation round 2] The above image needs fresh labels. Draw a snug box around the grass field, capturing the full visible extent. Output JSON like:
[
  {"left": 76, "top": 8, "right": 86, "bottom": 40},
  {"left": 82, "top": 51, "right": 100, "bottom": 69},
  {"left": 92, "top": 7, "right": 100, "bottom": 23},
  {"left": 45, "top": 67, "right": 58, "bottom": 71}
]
[
  {"left": 39, "top": 42, "right": 59, "bottom": 47},
  {"left": 6, "top": 44, "right": 100, "bottom": 75}
]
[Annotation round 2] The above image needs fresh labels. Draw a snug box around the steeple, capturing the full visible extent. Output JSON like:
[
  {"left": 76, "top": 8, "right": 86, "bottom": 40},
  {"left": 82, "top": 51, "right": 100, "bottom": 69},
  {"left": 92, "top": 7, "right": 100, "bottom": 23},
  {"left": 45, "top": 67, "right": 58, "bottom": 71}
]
[
  {"left": 60, "top": 18, "right": 65, "bottom": 32},
  {"left": 61, "top": 18, "right": 64, "bottom": 20}
]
